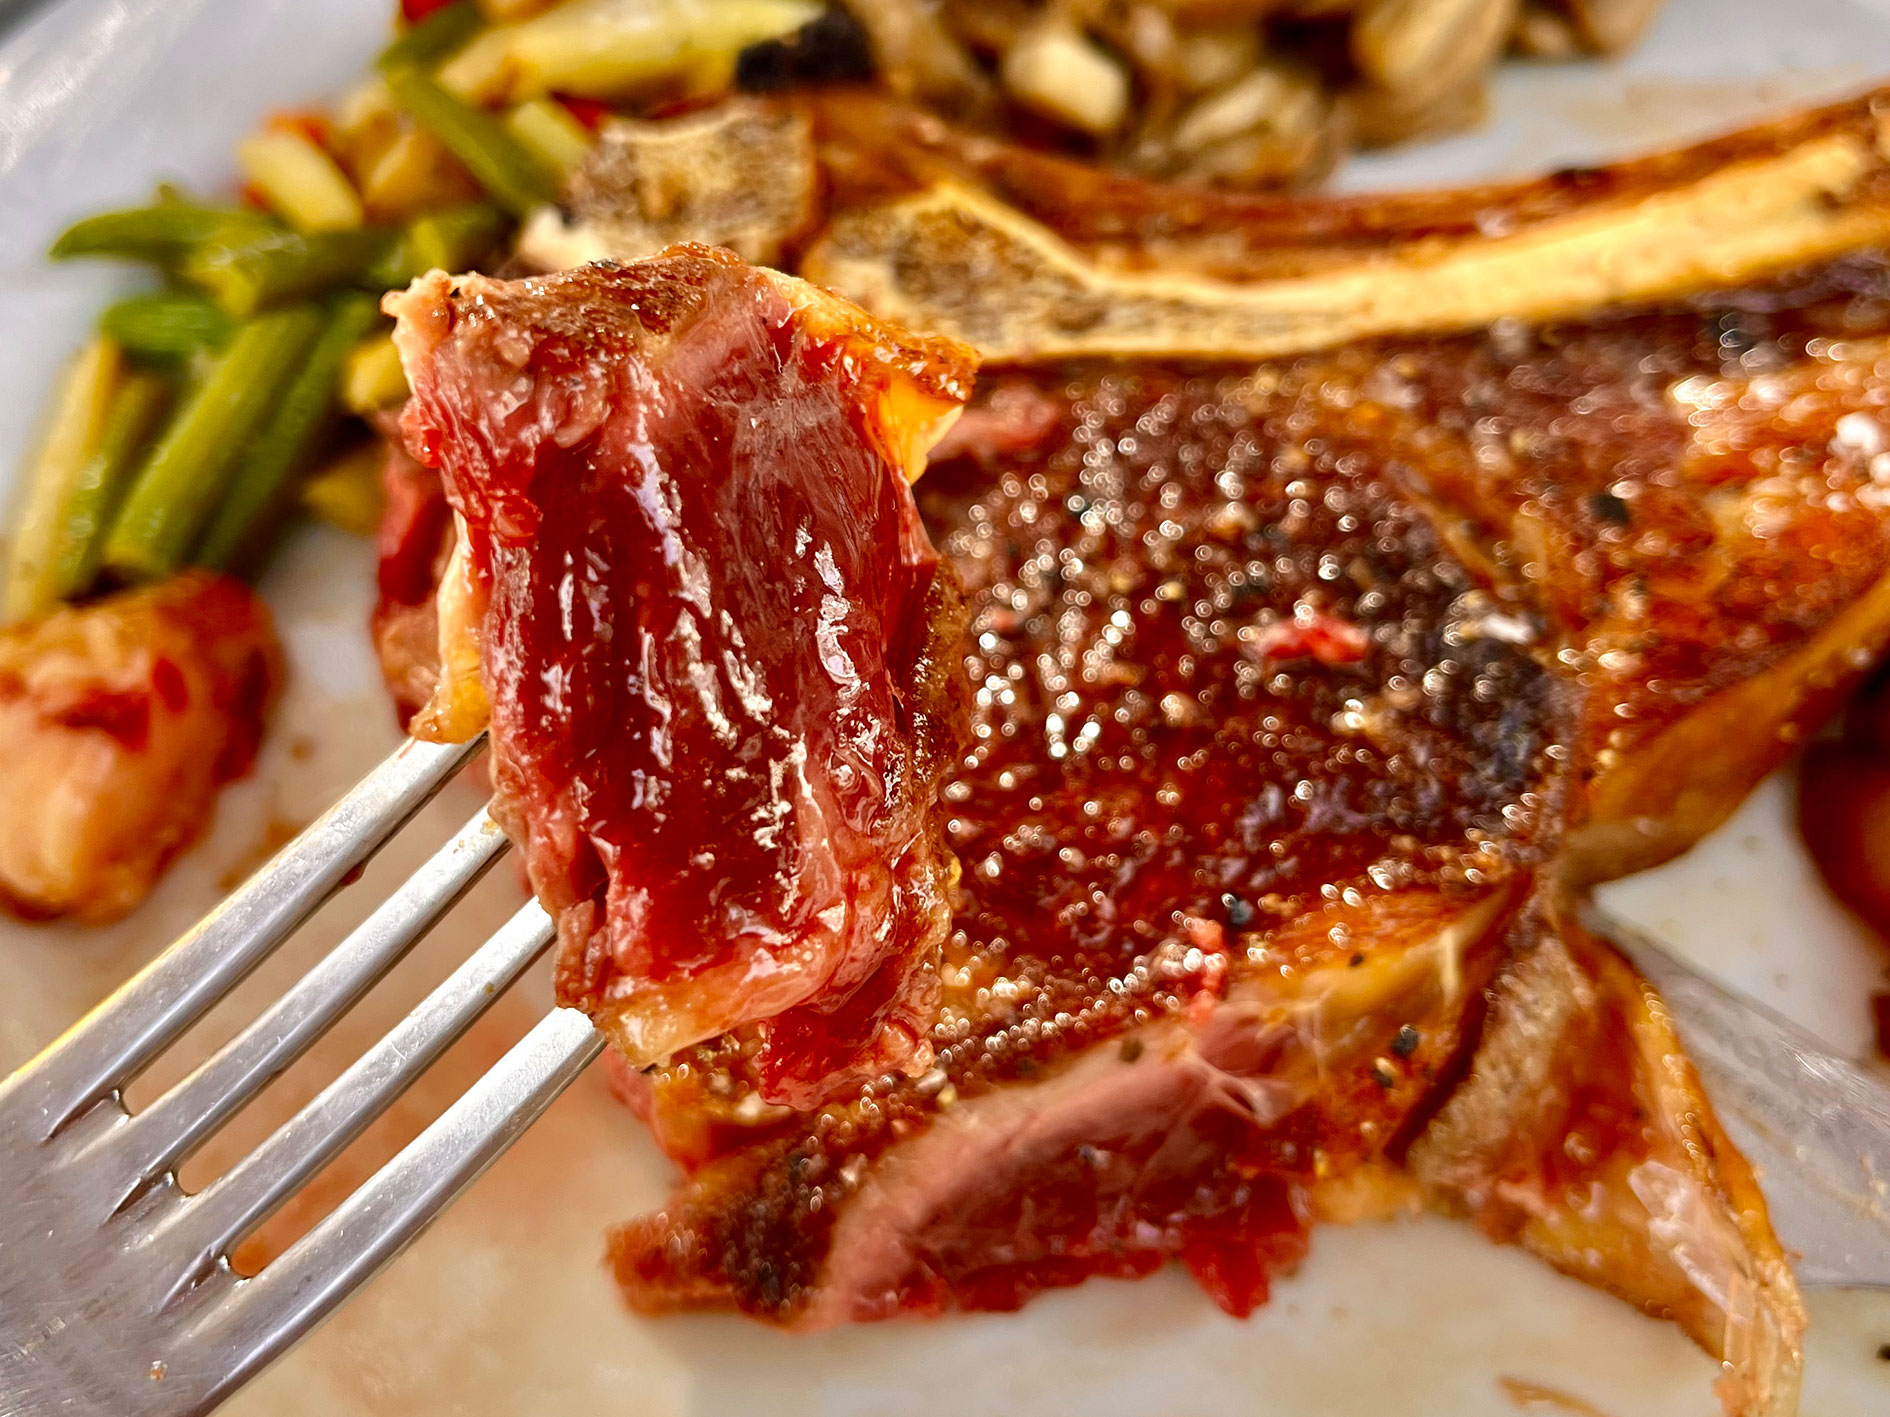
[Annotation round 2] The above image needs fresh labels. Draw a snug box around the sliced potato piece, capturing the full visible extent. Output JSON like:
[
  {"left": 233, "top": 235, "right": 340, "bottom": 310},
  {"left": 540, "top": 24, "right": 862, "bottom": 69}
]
[
  {"left": 301, "top": 440, "right": 389, "bottom": 536},
  {"left": 1001, "top": 23, "right": 1131, "bottom": 136},
  {"left": 360, "top": 124, "right": 482, "bottom": 222},
  {"left": 4, "top": 337, "right": 122, "bottom": 624},
  {"left": 341, "top": 332, "right": 411, "bottom": 414},
  {"left": 237, "top": 128, "right": 366, "bottom": 232},
  {"left": 439, "top": 0, "right": 820, "bottom": 105},
  {"left": 506, "top": 97, "right": 596, "bottom": 176},
  {"left": 849, "top": 0, "right": 991, "bottom": 110}
]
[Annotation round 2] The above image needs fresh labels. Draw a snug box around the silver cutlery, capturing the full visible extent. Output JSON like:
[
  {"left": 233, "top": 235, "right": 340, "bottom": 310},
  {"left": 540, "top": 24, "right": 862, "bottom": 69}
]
[
  {"left": 0, "top": 734, "right": 603, "bottom": 1417},
  {"left": 1, "top": 735, "right": 1886, "bottom": 1416}
]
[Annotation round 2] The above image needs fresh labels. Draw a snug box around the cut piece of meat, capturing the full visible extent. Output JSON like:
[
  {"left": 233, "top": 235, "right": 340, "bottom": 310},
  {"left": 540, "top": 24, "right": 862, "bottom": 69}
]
[
  {"left": 614, "top": 885, "right": 1514, "bottom": 1324},
  {"left": 0, "top": 572, "right": 281, "bottom": 923},
  {"left": 388, "top": 249, "right": 977, "bottom": 1105}
]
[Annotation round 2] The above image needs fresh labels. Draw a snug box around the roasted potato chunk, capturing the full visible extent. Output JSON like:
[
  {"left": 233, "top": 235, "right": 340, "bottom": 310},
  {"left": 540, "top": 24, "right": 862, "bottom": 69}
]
[{"left": 0, "top": 572, "right": 281, "bottom": 923}]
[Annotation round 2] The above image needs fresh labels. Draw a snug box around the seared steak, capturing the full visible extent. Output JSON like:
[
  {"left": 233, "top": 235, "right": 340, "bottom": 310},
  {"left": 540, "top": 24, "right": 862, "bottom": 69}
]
[
  {"left": 374, "top": 91, "right": 1890, "bottom": 1417},
  {"left": 611, "top": 358, "right": 1551, "bottom": 1317},
  {"left": 388, "top": 250, "right": 977, "bottom": 1107},
  {"left": 605, "top": 249, "right": 1890, "bottom": 1416}
]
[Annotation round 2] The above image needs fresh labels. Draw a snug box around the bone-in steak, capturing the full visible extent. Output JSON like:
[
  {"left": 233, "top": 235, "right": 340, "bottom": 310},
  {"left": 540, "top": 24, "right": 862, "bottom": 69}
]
[
  {"left": 374, "top": 93, "right": 1890, "bottom": 1417},
  {"left": 606, "top": 254, "right": 1890, "bottom": 1416},
  {"left": 610, "top": 358, "right": 1555, "bottom": 1318}
]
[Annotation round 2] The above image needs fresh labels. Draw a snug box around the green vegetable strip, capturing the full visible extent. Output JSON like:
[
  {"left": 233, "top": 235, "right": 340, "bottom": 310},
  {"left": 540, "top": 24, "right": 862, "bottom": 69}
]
[
  {"left": 50, "top": 203, "right": 277, "bottom": 263},
  {"left": 52, "top": 372, "right": 173, "bottom": 599},
  {"left": 195, "top": 293, "right": 383, "bottom": 571},
  {"left": 102, "top": 305, "right": 325, "bottom": 582},
  {"left": 407, "top": 200, "right": 511, "bottom": 271},
  {"left": 369, "top": 200, "right": 511, "bottom": 288},
  {"left": 181, "top": 227, "right": 395, "bottom": 317},
  {"left": 3, "top": 337, "right": 121, "bottom": 623},
  {"left": 382, "top": 65, "right": 558, "bottom": 217},
  {"left": 377, "top": 0, "right": 484, "bottom": 72},
  {"left": 98, "top": 291, "right": 234, "bottom": 364}
]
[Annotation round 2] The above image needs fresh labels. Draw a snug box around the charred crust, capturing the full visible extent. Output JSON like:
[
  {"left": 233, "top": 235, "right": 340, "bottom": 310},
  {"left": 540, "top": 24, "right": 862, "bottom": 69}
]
[{"left": 736, "top": 8, "right": 875, "bottom": 92}]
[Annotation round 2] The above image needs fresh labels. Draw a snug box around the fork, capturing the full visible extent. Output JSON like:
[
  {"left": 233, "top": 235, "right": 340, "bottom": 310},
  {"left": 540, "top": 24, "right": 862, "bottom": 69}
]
[
  {"left": 0, "top": 733, "right": 604, "bottom": 1417},
  {"left": 6, "top": 745, "right": 1890, "bottom": 1417}
]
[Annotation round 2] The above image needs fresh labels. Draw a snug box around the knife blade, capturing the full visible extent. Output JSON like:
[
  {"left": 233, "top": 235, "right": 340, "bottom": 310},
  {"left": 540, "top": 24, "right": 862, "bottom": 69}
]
[{"left": 1594, "top": 910, "right": 1890, "bottom": 1288}]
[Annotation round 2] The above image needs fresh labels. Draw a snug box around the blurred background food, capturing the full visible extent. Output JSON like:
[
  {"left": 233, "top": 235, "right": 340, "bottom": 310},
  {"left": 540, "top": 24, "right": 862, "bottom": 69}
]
[
  {"left": 848, "top": 0, "right": 1666, "bottom": 188},
  {"left": 1798, "top": 674, "right": 1890, "bottom": 1054},
  {"left": 0, "top": 0, "right": 1667, "bottom": 924},
  {"left": 11, "top": 0, "right": 1668, "bottom": 634}
]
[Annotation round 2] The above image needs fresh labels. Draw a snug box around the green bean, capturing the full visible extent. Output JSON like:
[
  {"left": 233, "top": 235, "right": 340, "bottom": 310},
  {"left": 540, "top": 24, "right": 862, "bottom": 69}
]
[
  {"left": 196, "top": 293, "right": 383, "bottom": 571},
  {"left": 50, "top": 203, "right": 277, "bottom": 264},
  {"left": 506, "top": 98, "right": 595, "bottom": 178},
  {"left": 98, "top": 291, "right": 234, "bottom": 365},
  {"left": 51, "top": 372, "right": 174, "bottom": 599},
  {"left": 382, "top": 64, "right": 558, "bottom": 217},
  {"left": 408, "top": 200, "right": 511, "bottom": 271},
  {"left": 180, "top": 227, "right": 395, "bottom": 317},
  {"left": 369, "top": 200, "right": 511, "bottom": 288},
  {"left": 3, "top": 337, "right": 122, "bottom": 623},
  {"left": 102, "top": 306, "right": 325, "bottom": 582},
  {"left": 378, "top": 0, "right": 484, "bottom": 72}
]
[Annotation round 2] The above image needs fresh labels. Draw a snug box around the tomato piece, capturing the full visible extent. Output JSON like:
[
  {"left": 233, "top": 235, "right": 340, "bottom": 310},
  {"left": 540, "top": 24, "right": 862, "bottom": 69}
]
[
  {"left": 1798, "top": 740, "right": 1890, "bottom": 947},
  {"left": 551, "top": 94, "right": 612, "bottom": 132}
]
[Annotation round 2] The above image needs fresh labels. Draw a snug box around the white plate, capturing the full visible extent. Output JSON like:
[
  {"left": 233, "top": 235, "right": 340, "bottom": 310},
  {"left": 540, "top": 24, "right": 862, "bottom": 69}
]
[{"left": 3, "top": 2, "right": 1890, "bottom": 1412}]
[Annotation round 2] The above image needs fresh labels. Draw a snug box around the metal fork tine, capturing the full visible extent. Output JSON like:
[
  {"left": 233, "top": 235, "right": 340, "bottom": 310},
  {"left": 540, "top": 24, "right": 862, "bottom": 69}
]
[
  {"left": 99, "top": 810, "right": 512, "bottom": 1206},
  {"left": 15, "top": 735, "right": 485, "bottom": 1140},
  {"left": 198, "top": 1006, "right": 603, "bottom": 1405},
  {"left": 157, "top": 901, "right": 559, "bottom": 1287}
]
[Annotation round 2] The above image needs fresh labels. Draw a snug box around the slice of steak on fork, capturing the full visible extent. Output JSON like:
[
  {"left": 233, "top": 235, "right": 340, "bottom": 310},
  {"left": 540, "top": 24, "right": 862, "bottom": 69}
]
[{"left": 388, "top": 249, "right": 977, "bottom": 1108}]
